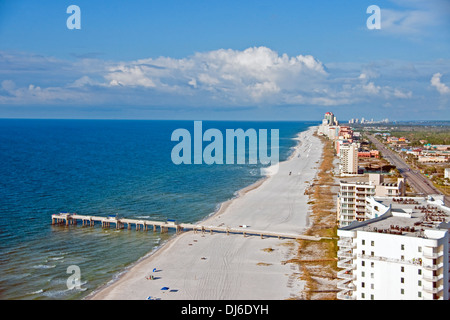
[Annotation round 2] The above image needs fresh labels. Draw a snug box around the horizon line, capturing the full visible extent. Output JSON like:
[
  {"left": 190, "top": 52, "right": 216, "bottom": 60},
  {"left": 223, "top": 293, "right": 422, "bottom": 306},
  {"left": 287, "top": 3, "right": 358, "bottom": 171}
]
[{"left": 0, "top": 117, "right": 450, "bottom": 123}]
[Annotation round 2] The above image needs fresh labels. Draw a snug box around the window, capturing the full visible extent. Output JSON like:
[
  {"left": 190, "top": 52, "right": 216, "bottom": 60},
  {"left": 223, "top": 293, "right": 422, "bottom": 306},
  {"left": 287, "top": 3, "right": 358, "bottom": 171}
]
[
  {"left": 418, "top": 292, "right": 422, "bottom": 298},
  {"left": 362, "top": 240, "right": 365, "bottom": 245},
  {"left": 371, "top": 294, "right": 374, "bottom": 300},
  {"left": 401, "top": 244, "right": 405, "bottom": 250},
  {"left": 362, "top": 271, "right": 365, "bottom": 277},
  {"left": 418, "top": 269, "right": 422, "bottom": 275},
  {"left": 401, "top": 278, "right": 404, "bottom": 283},
  {"left": 362, "top": 261, "right": 365, "bottom": 267},
  {"left": 418, "top": 246, "right": 422, "bottom": 252},
  {"left": 362, "top": 282, "right": 365, "bottom": 288},
  {"left": 418, "top": 280, "right": 422, "bottom": 286},
  {"left": 362, "top": 293, "right": 365, "bottom": 299},
  {"left": 371, "top": 262, "right": 374, "bottom": 268},
  {"left": 401, "top": 289, "right": 404, "bottom": 295},
  {"left": 371, "top": 241, "right": 374, "bottom": 246},
  {"left": 401, "top": 266, "right": 404, "bottom": 272}
]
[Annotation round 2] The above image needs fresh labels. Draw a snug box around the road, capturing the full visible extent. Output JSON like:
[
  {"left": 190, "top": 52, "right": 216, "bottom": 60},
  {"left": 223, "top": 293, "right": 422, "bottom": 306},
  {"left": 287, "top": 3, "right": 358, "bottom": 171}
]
[{"left": 366, "top": 134, "right": 449, "bottom": 207}]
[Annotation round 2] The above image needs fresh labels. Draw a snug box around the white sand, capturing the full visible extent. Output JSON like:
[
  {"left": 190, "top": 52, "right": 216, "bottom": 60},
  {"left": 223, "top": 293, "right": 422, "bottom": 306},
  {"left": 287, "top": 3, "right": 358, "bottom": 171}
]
[{"left": 89, "top": 126, "right": 323, "bottom": 300}]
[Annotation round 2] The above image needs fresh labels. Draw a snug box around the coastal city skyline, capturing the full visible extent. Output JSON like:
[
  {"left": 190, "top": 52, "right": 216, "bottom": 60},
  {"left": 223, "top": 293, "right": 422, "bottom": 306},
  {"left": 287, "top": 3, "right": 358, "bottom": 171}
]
[{"left": 0, "top": 0, "right": 449, "bottom": 120}]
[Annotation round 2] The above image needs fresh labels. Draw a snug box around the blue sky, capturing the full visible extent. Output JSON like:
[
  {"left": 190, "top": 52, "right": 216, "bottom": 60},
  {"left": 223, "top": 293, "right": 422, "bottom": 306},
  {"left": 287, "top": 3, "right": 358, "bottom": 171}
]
[{"left": 0, "top": 0, "right": 449, "bottom": 120}]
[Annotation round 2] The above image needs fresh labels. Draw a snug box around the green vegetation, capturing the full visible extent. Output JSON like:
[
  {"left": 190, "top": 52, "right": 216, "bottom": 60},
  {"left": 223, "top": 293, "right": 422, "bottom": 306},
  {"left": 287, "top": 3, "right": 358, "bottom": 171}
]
[{"left": 389, "top": 129, "right": 449, "bottom": 146}]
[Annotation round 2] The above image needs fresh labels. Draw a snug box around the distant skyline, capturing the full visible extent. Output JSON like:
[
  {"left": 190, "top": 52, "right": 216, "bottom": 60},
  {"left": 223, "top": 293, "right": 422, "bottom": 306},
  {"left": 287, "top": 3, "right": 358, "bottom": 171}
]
[{"left": 0, "top": 0, "right": 449, "bottom": 120}]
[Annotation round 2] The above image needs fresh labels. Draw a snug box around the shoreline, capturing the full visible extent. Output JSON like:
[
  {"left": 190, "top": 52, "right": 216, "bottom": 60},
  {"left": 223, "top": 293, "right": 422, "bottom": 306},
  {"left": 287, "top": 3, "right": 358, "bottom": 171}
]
[{"left": 88, "top": 125, "right": 323, "bottom": 300}]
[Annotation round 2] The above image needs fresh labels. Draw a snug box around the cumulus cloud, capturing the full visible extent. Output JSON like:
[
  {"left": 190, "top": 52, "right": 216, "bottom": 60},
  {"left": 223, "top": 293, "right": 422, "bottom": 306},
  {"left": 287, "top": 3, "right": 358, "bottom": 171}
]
[
  {"left": 101, "top": 47, "right": 327, "bottom": 104},
  {"left": 431, "top": 73, "right": 450, "bottom": 95}
]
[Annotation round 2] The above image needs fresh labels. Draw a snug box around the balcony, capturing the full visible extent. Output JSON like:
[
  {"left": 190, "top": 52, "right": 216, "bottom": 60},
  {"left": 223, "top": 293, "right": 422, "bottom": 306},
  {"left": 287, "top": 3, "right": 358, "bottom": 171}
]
[
  {"left": 337, "top": 251, "right": 356, "bottom": 259},
  {"left": 422, "top": 273, "right": 444, "bottom": 282},
  {"left": 423, "top": 285, "right": 444, "bottom": 295},
  {"left": 337, "top": 279, "right": 356, "bottom": 291},
  {"left": 337, "top": 270, "right": 356, "bottom": 280},
  {"left": 338, "top": 240, "right": 356, "bottom": 248},
  {"left": 422, "top": 251, "right": 442, "bottom": 259},
  {"left": 423, "top": 262, "right": 444, "bottom": 271},
  {"left": 337, "top": 291, "right": 356, "bottom": 300},
  {"left": 337, "top": 260, "right": 355, "bottom": 269}
]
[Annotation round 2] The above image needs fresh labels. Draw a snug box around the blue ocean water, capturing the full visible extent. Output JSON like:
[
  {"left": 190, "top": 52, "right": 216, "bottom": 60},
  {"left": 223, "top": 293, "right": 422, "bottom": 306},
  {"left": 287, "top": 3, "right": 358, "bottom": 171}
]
[{"left": 0, "top": 119, "right": 314, "bottom": 300}]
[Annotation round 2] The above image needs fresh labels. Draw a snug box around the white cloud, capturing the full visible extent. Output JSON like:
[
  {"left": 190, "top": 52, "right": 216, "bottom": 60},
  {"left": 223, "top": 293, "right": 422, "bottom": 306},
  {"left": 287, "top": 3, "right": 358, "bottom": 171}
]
[
  {"left": 393, "top": 88, "right": 413, "bottom": 98},
  {"left": 101, "top": 46, "right": 328, "bottom": 104},
  {"left": 431, "top": 73, "right": 450, "bottom": 95},
  {"left": 0, "top": 79, "right": 99, "bottom": 105},
  {"left": 105, "top": 64, "right": 156, "bottom": 88},
  {"left": 362, "top": 82, "right": 381, "bottom": 95},
  {"left": 0, "top": 47, "right": 442, "bottom": 110},
  {"left": 380, "top": 0, "right": 450, "bottom": 36},
  {"left": 381, "top": 9, "right": 433, "bottom": 35}
]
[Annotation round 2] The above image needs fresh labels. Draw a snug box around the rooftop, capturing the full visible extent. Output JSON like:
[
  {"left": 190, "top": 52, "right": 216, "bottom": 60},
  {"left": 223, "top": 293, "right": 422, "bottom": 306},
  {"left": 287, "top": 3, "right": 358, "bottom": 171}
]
[{"left": 340, "top": 195, "right": 450, "bottom": 239}]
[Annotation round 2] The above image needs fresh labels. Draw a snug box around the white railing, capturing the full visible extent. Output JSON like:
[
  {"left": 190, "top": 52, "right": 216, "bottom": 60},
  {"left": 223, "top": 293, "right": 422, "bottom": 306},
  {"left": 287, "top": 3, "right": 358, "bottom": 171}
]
[
  {"left": 423, "top": 285, "right": 444, "bottom": 294},
  {"left": 422, "top": 273, "right": 444, "bottom": 282},
  {"left": 337, "top": 239, "right": 357, "bottom": 300},
  {"left": 423, "top": 262, "right": 444, "bottom": 271},
  {"left": 422, "top": 251, "right": 442, "bottom": 259},
  {"left": 358, "top": 254, "right": 422, "bottom": 266}
]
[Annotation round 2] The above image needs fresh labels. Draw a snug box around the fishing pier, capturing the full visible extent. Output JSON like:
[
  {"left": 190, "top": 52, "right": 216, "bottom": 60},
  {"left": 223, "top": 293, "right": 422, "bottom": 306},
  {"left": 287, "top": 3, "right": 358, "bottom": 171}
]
[{"left": 51, "top": 213, "right": 322, "bottom": 241}]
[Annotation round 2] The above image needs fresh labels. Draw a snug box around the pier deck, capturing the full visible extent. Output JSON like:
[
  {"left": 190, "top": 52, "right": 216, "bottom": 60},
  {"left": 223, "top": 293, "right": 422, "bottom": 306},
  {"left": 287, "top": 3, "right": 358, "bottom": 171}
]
[{"left": 51, "top": 213, "right": 322, "bottom": 241}]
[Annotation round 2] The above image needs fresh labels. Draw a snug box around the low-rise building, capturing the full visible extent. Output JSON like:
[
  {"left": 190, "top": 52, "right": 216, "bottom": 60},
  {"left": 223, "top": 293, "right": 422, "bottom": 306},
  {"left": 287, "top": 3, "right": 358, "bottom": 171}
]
[
  {"left": 358, "top": 150, "right": 380, "bottom": 158},
  {"left": 418, "top": 156, "right": 448, "bottom": 163}
]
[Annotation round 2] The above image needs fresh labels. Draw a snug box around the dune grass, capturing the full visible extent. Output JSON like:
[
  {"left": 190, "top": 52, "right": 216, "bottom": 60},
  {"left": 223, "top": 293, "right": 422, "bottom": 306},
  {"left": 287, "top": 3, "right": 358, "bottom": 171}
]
[{"left": 291, "top": 134, "right": 339, "bottom": 300}]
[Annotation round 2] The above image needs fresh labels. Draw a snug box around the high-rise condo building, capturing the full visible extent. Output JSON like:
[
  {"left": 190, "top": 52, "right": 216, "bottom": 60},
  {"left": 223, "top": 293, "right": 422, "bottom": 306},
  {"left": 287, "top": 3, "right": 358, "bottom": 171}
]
[{"left": 337, "top": 195, "right": 450, "bottom": 300}]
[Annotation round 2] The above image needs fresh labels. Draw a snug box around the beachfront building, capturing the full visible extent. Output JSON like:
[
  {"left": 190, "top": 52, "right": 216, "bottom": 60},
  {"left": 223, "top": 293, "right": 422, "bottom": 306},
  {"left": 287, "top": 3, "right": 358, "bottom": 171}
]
[
  {"left": 318, "top": 112, "right": 362, "bottom": 177},
  {"left": 324, "top": 112, "right": 338, "bottom": 126},
  {"left": 337, "top": 174, "right": 406, "bottom": 227},
  {"left": 339, "top": 143, "right": 359, "bottom": 175},
  {"left": 317, "top": 112, "right": 339, "bottom": 138},
  {"left": 337, "top": 195, "right": 450, "bottom": 300}
]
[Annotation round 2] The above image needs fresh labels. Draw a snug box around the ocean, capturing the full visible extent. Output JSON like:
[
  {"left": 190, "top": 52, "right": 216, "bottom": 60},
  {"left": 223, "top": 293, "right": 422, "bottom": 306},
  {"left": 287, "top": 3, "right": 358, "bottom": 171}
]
[{"left": 0, "top": 119, "right": 315, "bottom": 300}]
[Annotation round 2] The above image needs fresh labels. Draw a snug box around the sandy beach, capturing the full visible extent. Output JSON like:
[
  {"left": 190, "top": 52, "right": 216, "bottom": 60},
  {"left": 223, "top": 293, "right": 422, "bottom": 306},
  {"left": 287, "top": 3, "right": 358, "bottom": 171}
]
[{"left": 89, "top": 126, "right": 323, "bottom": 300}]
